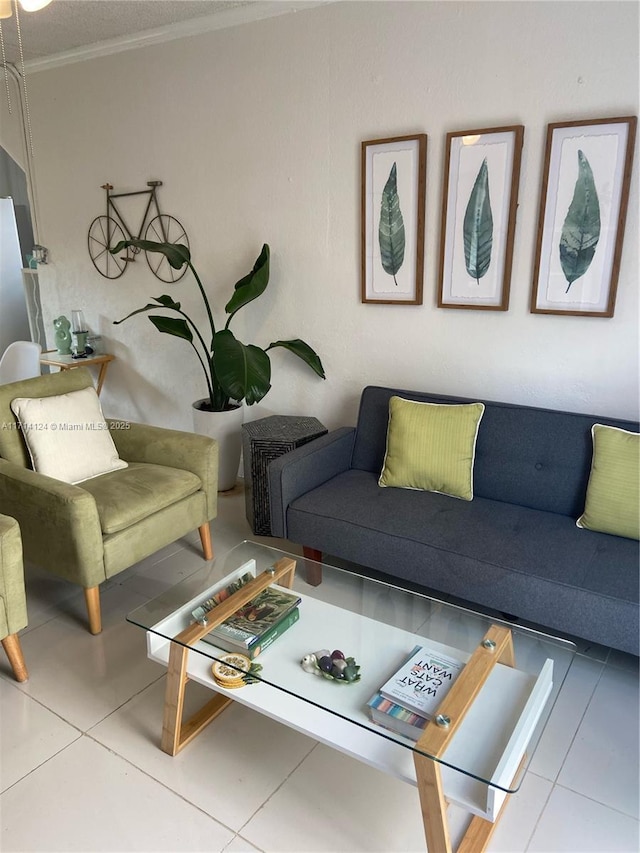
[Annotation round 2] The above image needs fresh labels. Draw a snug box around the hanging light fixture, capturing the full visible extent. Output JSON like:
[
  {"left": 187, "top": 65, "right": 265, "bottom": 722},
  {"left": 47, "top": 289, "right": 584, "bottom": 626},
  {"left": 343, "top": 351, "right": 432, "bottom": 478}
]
[
  {"left": 0, "top": 0, "right": 54, "bottom": 129},
  {"left": 19, "top": 1, "right": 52, "bottom": 9},
  {"left": 1, "top": 0, "right": 52, "bottom": 14}
]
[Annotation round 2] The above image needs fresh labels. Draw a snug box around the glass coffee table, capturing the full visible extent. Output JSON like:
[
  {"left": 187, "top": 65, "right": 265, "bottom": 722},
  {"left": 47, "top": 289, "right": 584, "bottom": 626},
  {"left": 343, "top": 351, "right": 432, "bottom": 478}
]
[{"left": 127, "top": 540, "right": 576, "bottom": 853}]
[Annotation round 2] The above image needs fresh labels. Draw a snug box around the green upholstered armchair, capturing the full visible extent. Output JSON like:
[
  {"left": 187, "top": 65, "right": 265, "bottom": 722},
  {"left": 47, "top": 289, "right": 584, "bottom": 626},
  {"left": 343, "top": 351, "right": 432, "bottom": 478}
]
[
  {"left": 0, "top": 514, "right": 28, "bottom": 681},
  {"left": 0, "top": 369, "right": 218, "bottom": 635}
]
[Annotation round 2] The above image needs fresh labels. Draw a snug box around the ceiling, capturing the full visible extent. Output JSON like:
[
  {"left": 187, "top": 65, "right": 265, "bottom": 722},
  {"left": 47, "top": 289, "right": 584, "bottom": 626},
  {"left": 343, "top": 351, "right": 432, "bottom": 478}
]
[{"left": 0, "top": 0, "right": 316, "bottom": 69}]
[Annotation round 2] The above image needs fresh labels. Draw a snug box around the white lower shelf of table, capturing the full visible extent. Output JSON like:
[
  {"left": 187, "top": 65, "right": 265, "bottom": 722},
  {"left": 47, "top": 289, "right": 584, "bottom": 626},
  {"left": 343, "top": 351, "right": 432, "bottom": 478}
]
[{"left": 146, "top": 570, "right": 553, "bottom": 823}]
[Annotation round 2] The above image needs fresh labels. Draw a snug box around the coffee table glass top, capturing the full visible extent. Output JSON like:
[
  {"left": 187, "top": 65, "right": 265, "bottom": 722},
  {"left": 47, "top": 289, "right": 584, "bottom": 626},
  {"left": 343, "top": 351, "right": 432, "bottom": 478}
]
[{"left": 127, "top": 540, "right": 576, "bottom": 798}]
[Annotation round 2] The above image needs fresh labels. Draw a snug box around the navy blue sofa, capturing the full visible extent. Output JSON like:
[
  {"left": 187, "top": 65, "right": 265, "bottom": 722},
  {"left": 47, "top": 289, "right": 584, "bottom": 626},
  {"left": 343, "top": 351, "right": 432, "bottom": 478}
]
[{"left": 269, "top": 386, "right": 639, "bottom": 655}]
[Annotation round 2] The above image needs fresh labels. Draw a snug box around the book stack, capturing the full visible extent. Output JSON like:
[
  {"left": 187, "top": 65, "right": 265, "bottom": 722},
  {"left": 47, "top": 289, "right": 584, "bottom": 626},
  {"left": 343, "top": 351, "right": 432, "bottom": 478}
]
[
  {"left": 366, "top": 645, "right": 464, "bottom": 741},
  {"left": 193, "top": 573, "right": 301, "bottom": 660}
]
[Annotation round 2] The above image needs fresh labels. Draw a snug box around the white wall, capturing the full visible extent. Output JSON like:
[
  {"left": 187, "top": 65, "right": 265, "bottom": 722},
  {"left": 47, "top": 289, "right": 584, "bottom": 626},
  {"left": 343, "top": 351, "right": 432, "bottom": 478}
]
[{"left": 7, "top": 0, "right": 638, "bottom": 427}]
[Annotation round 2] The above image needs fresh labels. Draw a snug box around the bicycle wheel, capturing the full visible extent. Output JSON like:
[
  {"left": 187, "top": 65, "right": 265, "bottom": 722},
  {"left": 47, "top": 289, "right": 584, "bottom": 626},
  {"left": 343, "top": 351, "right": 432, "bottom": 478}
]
[
  {"left": 87, "top": 216, "right": 127, "bottom": 279},
  {"left": 144, "top": 215, "right": 190, "bottom": 282}
]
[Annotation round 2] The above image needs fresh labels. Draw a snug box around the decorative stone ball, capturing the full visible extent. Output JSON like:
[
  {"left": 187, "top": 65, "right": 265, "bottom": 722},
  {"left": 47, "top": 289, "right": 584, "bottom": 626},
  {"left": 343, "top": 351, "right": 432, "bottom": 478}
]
[
  {"left": 318, "top": 655, "right": 334, "bottom": 673},
  {"left": 300, "top": 649, "right": 361, "bottom": 684},
  {"left": 300, "top": 654, "right": 318, "bottom": 674}
]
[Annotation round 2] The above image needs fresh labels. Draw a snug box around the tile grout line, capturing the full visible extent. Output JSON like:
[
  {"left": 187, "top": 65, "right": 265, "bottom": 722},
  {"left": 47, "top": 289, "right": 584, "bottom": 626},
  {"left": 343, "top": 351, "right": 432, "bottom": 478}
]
[
  {"left": 84, "top": 668, "right": 168, "bottom": 733},
  {"left": 0, "top": 674, "right": 85, "bottom": 735},
  {"left": 552, "top": 781, "right": 640, "bottom": 822},
  {"left": 524, "top": 657, "right": 622, "bottom": 852},
  {"left": 549, "top": 655, "right": 607, "bottom": 786},
  {"left": 235, "top": 740, "right": 321, "bottom": 839},
  {"left": 522, "top": 772, "right": 557, "bottom": 853},
  {"left": 1, "top": 736, "right": 83, "bottom": 798},
  {"left": 0, "top": 704, "right": 83, "bottom": 797},
  {"left": 82, "top": 731, "right": 240, "bottom": 841}
]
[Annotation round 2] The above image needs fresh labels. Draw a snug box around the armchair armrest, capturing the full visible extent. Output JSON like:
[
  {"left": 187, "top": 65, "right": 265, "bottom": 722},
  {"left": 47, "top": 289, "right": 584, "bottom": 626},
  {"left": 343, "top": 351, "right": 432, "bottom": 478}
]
[
  {"left": 268, "top": 427, "right": 355, "bottom": 538},
  {"left": 108, "top": 421, "right": 218, "bottom": 520},
  {"left": 0, "top": 514, "right": 27, "bottom": 635},
  {"left": 0, "top": 459, "right": 105, "bottom": 587}
]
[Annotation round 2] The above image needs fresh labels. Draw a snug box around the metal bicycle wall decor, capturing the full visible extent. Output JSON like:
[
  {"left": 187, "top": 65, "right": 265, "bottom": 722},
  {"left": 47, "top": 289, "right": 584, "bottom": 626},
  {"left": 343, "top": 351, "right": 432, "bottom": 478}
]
[{"left": 87, "top": 180, "right": 190, "bottom": 282}]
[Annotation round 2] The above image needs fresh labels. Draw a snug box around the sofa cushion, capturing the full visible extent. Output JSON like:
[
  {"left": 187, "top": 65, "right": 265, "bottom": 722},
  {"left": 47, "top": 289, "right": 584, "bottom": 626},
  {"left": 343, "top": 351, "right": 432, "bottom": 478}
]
[
  {"left": 286, "top": 469, "right": 639, "bottom": 652},
  {"left": 10, "top": 387, "right": 128, "bottom": 484},
  {"left": 353, "top": 386, "right": 639, "bottom": 517},
  {"left": 80, "top": 462, "right": 202, "bottom": 534},
  {"left": 577, "top": 425, "right": 639, "bottom": 540},
  {"left": 379, "top": 397, "right": 484, "bottom": 500}
]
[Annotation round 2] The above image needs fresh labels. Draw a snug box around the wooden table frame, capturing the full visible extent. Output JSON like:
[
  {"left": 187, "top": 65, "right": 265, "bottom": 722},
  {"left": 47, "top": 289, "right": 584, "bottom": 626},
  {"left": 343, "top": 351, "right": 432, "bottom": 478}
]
[
  {"left": 414, "top": 624, "right": 517, "bottom": 852},
  {"left": 159, "top": 566, "right": 520, "bottom": 853},
  {"left": 39, "top": 350, "right": 115, "bottom": 395},
  {"left": 161, "top": 556, "right": 296, "bottom": 756}
]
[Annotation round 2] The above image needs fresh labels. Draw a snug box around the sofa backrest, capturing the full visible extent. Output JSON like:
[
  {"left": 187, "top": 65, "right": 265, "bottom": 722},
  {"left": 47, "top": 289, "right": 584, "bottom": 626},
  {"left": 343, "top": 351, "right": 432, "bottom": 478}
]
[{"left": 352, "top": 386, "right": 639, "bottom": 517}]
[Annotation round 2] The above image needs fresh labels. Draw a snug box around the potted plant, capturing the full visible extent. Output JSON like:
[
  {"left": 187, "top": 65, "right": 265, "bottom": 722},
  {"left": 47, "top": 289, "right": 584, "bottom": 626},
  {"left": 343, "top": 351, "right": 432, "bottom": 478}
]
[{"left": 112, "top": 240, "right": 325, "bottom": 490}]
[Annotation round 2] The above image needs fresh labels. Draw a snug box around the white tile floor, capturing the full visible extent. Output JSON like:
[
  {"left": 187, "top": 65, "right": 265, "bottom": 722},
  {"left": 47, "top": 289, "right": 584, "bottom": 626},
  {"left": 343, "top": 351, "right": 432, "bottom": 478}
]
[{"left": 1, "top": 483, "right": 638, "bottom": 853}]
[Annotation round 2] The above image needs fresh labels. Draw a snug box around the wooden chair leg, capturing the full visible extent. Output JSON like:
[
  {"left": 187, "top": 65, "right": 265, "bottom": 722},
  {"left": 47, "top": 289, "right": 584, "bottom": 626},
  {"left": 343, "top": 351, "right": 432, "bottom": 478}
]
[
  {"left": 302, "top": 546, "right": 323, "bottom": 586},
  {"left": 1, "top": 633, "right": 28, "bottom": 682},
  {"left": 198, "top": 523, "right": 213, "bottom": 560},
  {"left": 84, "top": 586, "right": 102, "bottom": 634}
]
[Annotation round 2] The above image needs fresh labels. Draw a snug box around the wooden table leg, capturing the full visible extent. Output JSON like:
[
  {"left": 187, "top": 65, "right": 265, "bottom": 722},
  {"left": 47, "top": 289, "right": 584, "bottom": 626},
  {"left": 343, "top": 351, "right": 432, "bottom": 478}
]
[
  {"left": 161, "top": 641, "right": 190, "bottom": 755},
  {"left": 411, "top": 626, "right": 523, "bottom": 852},
  {"left": 96, "top": 362, "right": 109, "bottom": 395},
  {"left": 302, "top": 546, "right": 323, "bottom": 586},
  {"left": 161, "top": 640, "right": 233, "bottom": 756},
  {"left": 414, "top": 754, "right": 452, "bottom": 853}
]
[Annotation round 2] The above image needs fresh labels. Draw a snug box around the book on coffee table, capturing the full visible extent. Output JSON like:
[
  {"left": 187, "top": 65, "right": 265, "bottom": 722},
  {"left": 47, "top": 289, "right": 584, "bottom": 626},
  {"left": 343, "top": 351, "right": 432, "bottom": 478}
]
[
  {"left": 203, "top": 606, "right": 300, "bottom": 659},
  {"left": 378, "top": 644, "right": 464, "bottom": 718},
  {"left": 192, "top": 572, "right": 301, "bottom": 649},
  {"left": 366, "top": 690, "right": 429, "bottom": 741}
]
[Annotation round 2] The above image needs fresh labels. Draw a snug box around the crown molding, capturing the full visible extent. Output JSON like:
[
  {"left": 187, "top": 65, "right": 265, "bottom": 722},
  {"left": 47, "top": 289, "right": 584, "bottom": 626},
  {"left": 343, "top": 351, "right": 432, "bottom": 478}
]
[{"left": 24, "top": 1, "right": 332, "bottom": 73}]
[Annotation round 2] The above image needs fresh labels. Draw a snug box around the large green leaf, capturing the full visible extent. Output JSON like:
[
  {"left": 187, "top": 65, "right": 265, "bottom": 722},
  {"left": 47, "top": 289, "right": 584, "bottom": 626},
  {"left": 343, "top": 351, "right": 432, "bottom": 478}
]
[
  {"left": 213, "top": 329, "right": 271, "bottom": 405},
  {"left": 153, "top": 295, "right": 181, "bottom": 310},
  {"left": 266, "top": 339, "right": 326, "bottom": 379},
  {"left": 111, "top": 239, "right": 190, "bottom": 270},
  {"left": 559, "top": 150, "right": 601, "bottom": 292},
  {"left": 463, "top": 158, "right": 493, "bottom": 283},
  {"left": 225, "top": 244, "right": 270, "bottom": 319},
  {"left": 148, "top": 315, "right": 193, "bottom": 341},
  {"left": 113, "top": 296, "right": 182, "bottom": 325},
  {"left": 378, "top": 162, "right": 405, "bottom": 283}
]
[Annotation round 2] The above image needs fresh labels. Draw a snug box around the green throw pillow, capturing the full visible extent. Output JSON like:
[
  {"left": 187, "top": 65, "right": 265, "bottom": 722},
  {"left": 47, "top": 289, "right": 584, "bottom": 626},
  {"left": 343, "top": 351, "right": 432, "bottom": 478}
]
[
  {"left": 577, "top": 424, "right": 640, "bottom": 540},
  {"left": 379, "top": 397, "right": 485, "bottom": 500}
]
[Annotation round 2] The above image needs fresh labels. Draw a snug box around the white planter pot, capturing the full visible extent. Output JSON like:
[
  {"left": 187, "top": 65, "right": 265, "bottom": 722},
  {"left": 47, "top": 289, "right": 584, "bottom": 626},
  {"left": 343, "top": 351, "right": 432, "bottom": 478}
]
[{"left": 192, "top": 400, "right": 244, "bottom": 492}]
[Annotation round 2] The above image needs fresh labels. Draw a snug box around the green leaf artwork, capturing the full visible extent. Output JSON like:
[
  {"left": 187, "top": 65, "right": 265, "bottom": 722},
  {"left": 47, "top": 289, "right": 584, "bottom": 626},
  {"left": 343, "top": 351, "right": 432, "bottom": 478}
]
[
  {"left": 463, "top": 158, "right": 493, "bottom": 283},
  {"left": 559, "top": 150, "right": 601, "bottom": 293},
  {"left": 378, "top": 162, "right": 405, "bottom": 285}
]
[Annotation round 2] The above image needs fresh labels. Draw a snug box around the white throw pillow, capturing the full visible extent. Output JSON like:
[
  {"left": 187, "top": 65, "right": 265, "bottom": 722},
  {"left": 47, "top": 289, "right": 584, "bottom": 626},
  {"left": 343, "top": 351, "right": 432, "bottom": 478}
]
[{"left": 10, "top": 386, "right": 128, "bottom": 484}]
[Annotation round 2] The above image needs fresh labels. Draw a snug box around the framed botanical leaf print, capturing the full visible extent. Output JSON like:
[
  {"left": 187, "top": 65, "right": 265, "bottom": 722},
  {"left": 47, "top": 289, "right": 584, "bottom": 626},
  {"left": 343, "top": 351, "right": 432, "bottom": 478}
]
[
  {"left": 531, "top": 116, "right": 637, "bottom": 317},
  {"left": 361, "top": 134, "right": 427, "bottom": 304},
  {"left": 438, "top": 125, "right": 524, "bottom": 310}
]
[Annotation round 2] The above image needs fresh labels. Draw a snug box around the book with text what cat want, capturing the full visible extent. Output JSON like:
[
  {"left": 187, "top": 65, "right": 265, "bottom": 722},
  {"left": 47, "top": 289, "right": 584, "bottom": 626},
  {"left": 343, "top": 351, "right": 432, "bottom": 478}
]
[{"left": 379, "top": 645, "right": 465, "bottom": 718}]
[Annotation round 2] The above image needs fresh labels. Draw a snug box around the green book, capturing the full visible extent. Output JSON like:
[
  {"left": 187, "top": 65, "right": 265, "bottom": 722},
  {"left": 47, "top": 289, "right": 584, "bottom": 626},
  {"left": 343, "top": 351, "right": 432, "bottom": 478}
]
[
  {"left": 192, "top": 573, "right": 300, "bottom": 648},
  {"left": 203, "top": 606, "right": 300, "bottom": 659}
]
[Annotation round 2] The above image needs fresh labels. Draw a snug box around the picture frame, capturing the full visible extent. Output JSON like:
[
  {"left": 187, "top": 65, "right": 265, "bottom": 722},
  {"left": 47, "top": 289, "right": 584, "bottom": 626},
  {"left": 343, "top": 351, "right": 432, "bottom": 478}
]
[
  {"left": 437, "top": 125, "right": 524, "bottom": 311},
  {"left": 530, "top": 116, "right": 637, "bottom": 317},
  {"left": 361, "top": 134, "right": 427, "bottom": 304}
]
